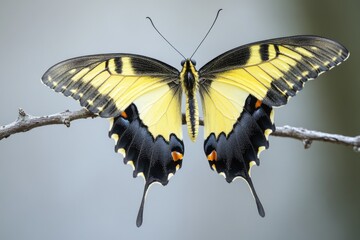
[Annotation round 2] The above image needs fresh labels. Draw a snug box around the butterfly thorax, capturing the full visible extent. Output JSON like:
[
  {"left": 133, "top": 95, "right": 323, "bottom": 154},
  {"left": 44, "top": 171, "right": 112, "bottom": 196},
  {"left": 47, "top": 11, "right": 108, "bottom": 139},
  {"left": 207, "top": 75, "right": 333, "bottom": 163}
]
[{"left": 180, "top": 59, "right": 199, "bottom": 142}]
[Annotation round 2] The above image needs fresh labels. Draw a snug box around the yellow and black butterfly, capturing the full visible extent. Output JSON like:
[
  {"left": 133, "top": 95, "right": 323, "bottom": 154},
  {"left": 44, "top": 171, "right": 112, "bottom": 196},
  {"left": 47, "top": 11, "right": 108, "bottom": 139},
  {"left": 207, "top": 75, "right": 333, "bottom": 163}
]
[{"left": 42, "top": 28, "right": 349, "bottom": 226}]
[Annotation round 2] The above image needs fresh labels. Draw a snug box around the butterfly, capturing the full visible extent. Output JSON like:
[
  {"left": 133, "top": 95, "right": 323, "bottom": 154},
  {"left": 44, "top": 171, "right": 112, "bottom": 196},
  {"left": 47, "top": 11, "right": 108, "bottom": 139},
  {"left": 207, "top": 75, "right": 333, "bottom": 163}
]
[{"left": 42, "top": 35, "right": 349, "bottom": 227}]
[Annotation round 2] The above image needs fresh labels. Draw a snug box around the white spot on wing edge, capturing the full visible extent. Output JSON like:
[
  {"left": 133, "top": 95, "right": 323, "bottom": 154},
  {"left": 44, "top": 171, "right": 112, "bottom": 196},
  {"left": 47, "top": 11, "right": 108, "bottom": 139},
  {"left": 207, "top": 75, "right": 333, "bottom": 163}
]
[
  {"left": 175, "top": 164, "right": 180, "bottom": 171},
  {"left": 270, "top": 109, "right": 275, "bottom": 123},
  {"left": 109, "top": 118, "right": 114, "bottom": 130},
  {"left": 117, "top": 148, "right": 126, "bottom": 157},
  {"left": 127, "top": 160, "right": 135, "bottom": 170},
  {"left": 137, "top": 172, "right": 145, "bottom": 183},
  {"left": 248, "top": 160, "right": 257, "bottom": 176},
  {"left": 167, "top": 173, "right": 174, "bottom": 180},
  {"left": 257, "top": 146, "right": 266, "bottom": 158},
  {"left": 264, "top": 129, "right": 273, "bottom": 140},
  {"left": 111, "top": 133, "right": 119, "bottom": 143},
  {"left": 211, "top": 164, "right": 217, "bottom": 171},
  {"left": 318, "top": 70, "right": 325, "bottom": 76}
]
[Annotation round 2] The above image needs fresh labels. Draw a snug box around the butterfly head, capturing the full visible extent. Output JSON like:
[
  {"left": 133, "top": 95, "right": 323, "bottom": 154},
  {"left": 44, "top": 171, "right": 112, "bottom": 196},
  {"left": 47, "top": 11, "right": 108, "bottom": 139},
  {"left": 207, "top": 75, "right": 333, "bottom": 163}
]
[
  {"left": 180, "top": 59, "right": 199, "bottom": 90},
  {"left": 181, "top": 59, "right": 196, "bottom": 67}
]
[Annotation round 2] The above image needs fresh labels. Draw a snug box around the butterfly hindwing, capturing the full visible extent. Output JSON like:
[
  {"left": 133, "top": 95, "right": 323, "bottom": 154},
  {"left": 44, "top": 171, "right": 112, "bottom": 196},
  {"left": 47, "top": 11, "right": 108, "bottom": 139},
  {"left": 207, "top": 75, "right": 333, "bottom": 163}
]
[
  {"left": 199, "top": 35, "right": 349, "bottom": 216},
  {"left": 42, "top": 54, "right": 184, "bottom": 226},
  {"left": 109, "top": 104, "right": 184, "bottom": 227}
]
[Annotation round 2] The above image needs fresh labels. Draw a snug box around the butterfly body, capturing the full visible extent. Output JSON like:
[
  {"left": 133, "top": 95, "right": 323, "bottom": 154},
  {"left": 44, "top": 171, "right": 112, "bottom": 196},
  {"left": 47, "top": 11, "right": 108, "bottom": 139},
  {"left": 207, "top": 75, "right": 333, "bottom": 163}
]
[
  {"left": 42, "top": 35, "right": 349, "bottom": 227},
  {"left": 180, "top": 59, "right": 199, "bottom": 141}
]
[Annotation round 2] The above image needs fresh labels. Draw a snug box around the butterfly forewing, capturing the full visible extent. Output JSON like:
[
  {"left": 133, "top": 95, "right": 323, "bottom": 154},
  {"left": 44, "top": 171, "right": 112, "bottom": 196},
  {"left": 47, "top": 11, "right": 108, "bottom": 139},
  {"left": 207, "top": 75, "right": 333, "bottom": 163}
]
[{"left": 200, "top": 35, "right": 349, "bottom": 106}]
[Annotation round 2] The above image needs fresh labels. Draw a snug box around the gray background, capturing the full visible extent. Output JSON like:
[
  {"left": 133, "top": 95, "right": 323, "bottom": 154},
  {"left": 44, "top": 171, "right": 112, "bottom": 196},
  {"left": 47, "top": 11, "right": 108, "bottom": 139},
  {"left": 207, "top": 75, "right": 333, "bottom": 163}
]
[{"left": 1, "top": 0, "right": 359, "bottom": 239}]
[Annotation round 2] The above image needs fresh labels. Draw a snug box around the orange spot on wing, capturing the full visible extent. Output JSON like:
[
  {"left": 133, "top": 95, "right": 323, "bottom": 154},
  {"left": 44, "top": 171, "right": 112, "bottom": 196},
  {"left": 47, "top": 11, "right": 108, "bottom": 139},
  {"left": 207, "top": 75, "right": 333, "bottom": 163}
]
[
  {"left": 255, "top": 100, "right": 262, "bottom": 109},
  {"left": 120, "top": 111, "right": 128, "bottom": 118},
  {"left": 207, "top": 150, "right": 217, "bottom": 161},
  {"left": 171, "top": 151, "right": 183, "bottom": 161}
]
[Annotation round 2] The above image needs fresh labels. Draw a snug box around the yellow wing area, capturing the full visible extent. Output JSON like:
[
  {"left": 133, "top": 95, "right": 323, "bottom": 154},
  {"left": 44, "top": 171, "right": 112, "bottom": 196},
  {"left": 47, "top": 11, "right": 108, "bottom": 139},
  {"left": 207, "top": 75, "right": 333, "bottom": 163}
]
[
  {"left": 200, "top": 81, "right": 250, "bottom": 137},
  {"left": 199, "top": 36, "right": 349, "bottom": 137},
  {"left": 42, "top": 54, "right": 182, "bottom": 141},
  {"left": 133, "top": 84, "right": 183, "bottom": 140}
]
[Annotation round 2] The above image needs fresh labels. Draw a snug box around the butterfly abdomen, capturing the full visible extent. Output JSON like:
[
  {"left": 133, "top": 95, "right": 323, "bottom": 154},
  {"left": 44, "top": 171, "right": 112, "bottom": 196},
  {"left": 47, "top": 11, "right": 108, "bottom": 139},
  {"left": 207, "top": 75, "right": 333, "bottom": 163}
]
[
  {"left": 185, "top": 94, "right": 199, "bottom": 141},
  {"left": 180, "top": 60, "right": 200, "bottom": 141}
]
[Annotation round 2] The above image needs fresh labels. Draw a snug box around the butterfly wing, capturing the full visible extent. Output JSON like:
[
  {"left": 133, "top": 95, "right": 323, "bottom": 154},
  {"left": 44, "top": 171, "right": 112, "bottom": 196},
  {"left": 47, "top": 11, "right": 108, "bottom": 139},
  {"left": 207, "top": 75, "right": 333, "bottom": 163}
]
[
  {"left": 198, "top": 35, "right": 349, "bottom": 216},
  {"left": 42, "top": 54, "right": 184, "bottom": 226}
]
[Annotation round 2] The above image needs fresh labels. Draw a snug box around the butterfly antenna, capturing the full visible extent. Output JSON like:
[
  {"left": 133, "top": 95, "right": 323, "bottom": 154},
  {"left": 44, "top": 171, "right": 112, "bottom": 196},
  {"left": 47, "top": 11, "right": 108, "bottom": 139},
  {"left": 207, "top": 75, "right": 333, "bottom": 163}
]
[
  {"left": 146, "top": 17, "right": 186, "bottom": 60},
  {"left": 190, "top": 9, "right": 223, "bottom": 59}
]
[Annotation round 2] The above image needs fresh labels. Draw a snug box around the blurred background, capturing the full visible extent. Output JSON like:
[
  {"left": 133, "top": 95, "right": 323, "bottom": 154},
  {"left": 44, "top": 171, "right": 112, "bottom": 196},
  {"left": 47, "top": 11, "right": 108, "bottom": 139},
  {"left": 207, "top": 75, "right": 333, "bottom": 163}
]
[{"left": 0, "top": 0, "right": 359, "bottom": 239}]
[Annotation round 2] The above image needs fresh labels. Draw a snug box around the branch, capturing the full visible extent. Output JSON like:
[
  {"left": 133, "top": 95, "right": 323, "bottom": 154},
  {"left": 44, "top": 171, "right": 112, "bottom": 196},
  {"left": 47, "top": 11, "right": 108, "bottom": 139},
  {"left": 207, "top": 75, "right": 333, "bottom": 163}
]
[
  {"left": 1, "top": 108, "right": 359, "bottom": 152},
  {"left": 272, "top": 125, "right": 360, "bottom": 152},
  {"left": 0, "top": 108, "right": 96, "bottom": 140}
]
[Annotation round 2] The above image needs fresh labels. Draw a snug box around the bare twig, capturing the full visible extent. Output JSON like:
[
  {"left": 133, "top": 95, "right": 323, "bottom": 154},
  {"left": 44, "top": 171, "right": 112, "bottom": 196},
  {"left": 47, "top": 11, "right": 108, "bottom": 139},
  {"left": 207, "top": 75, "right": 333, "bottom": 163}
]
[
  {"left": 0, "top": 108, "right": 96, "bottom": 140},
  {"left": 271, "top": 125, "right": 360, "bottom": 152},
  {"left": 1, "top": 108, "right": 359, "bottom": 152}
]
